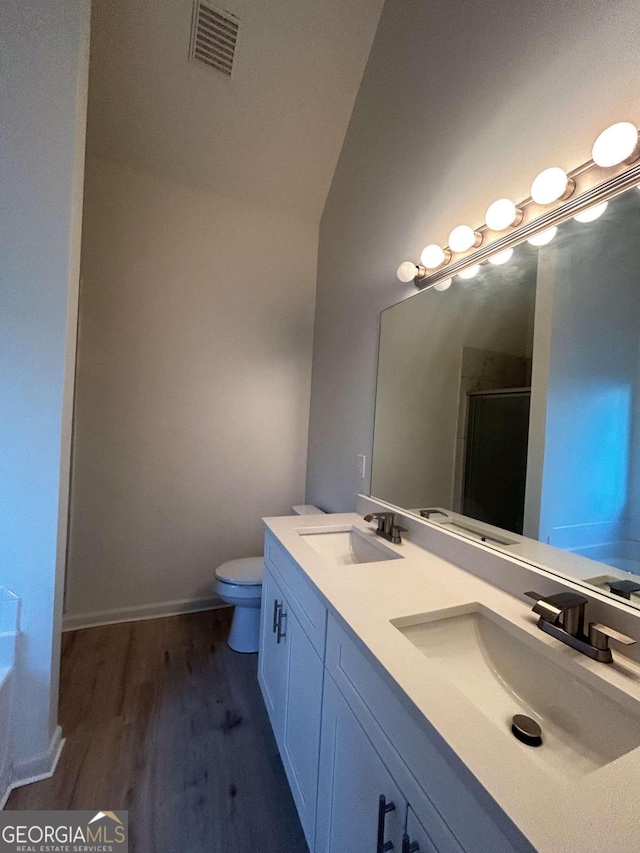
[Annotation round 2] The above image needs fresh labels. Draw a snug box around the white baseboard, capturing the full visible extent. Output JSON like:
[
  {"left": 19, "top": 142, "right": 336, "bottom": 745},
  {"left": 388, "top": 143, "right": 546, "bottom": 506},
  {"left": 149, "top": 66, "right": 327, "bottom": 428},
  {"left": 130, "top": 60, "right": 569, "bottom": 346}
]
[
  {"left": 62, "top": 596, "right": 227, "bottom": 632},
  {"left": 1, "top": 726, "right": 64, "bottom": 809}
]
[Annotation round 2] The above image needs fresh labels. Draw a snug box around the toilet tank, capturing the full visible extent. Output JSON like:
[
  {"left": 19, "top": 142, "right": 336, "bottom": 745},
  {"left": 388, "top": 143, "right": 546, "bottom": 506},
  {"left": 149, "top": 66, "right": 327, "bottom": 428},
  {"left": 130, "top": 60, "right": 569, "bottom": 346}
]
[{"left": 291, "top": 505, "right": 326, "bottom": 516}]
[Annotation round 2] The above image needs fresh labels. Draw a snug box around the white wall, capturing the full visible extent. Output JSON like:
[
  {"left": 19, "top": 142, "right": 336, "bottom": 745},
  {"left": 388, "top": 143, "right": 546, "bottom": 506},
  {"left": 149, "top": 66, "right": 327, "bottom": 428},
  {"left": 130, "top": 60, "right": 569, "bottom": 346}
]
[
  {"left": 65, "top": 157, "right": 317, "bottom": 626},
  {"left": 306, "top": 0, "right": 640, "bottom": 512},
  {"left": 0, "top": 0, "right": 89, "bottom": 774}
]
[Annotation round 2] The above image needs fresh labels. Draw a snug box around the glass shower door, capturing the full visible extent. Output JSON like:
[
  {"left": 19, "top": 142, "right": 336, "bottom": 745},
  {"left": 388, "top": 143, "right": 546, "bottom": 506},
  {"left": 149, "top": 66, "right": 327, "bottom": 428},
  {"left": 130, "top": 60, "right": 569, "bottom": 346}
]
[{"left": 462, "top": 389, "right": 531, "bottom": 535}]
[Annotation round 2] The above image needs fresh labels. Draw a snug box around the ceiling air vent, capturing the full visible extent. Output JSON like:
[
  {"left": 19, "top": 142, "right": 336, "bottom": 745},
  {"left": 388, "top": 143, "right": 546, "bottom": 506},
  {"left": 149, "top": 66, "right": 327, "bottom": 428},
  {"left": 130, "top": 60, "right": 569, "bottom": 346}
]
[{"left": 190, "top": 2, "right": 239, "bottom": 78}]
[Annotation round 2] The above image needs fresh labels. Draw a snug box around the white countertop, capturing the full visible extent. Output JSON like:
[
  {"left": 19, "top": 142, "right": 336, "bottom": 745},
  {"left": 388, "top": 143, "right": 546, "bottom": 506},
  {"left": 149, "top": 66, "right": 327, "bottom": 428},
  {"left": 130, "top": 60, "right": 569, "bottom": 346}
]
[{"left": 264, "top": 512, "right": 640, "bottom": 853}]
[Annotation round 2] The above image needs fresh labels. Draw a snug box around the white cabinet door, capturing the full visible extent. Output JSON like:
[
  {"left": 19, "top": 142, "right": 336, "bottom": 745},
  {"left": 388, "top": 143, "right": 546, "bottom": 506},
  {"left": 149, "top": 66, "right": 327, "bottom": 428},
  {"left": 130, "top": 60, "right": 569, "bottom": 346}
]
[
  {"left": 258, "top": 568, "right": 288, "bottom": 744},
  {"left": 280, "top": 602, "right": 324, "bottom": 847},
  {"left": 316, "top": 674, "right": 405, "bottom": 853},
  {"left": 259, "top": 565, "right": 324, "bottom": 848},
  {"left": 325, "top": 615, "right": 525, "bottom": 853}
]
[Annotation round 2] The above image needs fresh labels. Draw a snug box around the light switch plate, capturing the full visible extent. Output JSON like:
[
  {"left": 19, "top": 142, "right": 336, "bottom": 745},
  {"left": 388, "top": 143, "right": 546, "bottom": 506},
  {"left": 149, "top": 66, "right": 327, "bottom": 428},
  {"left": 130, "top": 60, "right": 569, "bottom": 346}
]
[{"left": 357, "top": 454, "right": 366, "bottom": 479}]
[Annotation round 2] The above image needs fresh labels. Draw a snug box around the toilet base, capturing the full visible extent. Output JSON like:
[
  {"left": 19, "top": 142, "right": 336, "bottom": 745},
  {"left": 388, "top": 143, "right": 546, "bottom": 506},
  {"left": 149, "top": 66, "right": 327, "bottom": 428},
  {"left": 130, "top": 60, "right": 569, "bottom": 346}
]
[{"left": 227, "top": 604, "right": 261, "bottom": 653}]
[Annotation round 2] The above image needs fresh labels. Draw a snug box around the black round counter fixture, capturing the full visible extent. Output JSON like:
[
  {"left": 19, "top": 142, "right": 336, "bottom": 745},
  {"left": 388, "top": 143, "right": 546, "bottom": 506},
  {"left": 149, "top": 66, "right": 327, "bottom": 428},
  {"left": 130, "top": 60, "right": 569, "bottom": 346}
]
[{"left": 511, "top": 714, "right": 542, "bottom": 747}]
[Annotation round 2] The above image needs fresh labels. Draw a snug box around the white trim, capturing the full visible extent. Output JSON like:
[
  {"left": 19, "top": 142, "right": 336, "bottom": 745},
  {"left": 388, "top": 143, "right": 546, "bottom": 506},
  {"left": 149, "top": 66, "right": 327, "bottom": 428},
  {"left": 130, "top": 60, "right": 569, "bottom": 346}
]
[
  {"left": 62, "top": 596, "right": 227, "bottom": 632},
  {"left": 1, "top": 726, "right": 64, "bottom": 809}
]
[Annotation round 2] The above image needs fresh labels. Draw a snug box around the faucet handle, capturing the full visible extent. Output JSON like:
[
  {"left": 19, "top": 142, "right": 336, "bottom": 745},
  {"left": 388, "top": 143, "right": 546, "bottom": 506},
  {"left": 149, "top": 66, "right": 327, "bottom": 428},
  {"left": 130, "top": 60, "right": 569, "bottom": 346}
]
[
  {"left": 364, "top": 512, "right": 393, "bottom": 533},
  {"left": 387, "top": 523, "right": 407, "bottom": 545},
  {"left": 364, "top": 512, "right": 394, "bottom": 522},
  {"left": 607, "top": 580, "right": 640, "bottom": 600},
  {"left": 525, "top": 591, "right": 564, "bottom": 624},
  {"left": 525, "top": 591, "right": 588, "bottom": 635},
  {"left": 588, "top": 623, "right": 636, "bottom": 650},
  {"left": 525, "top": 591, "right": 588, "bottom": 609}
]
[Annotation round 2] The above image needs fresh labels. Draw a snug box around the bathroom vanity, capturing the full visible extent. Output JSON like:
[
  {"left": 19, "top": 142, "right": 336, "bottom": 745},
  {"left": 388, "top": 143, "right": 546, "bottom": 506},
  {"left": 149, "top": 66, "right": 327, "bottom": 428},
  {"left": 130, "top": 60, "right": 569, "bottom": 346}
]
[{"left": 258, "top": 508, "right": 640, "bottom": 853}]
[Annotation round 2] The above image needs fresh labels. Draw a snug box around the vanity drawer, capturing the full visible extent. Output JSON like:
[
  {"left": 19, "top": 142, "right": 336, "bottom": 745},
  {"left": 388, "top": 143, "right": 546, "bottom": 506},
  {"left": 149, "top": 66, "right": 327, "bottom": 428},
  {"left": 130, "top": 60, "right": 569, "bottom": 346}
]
[
  {"left": 264, "top": 531, "right": 327, "bottom": 657},
  {"left": 325, "top": 615, "right": 532, "bottom": 853}
]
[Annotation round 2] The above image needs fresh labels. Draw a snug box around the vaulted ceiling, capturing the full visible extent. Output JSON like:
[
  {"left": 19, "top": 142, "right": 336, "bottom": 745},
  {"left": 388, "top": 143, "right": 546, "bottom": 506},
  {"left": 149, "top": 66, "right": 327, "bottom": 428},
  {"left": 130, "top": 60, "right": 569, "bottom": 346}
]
[{"left": 87, "top": 0, "right": 385, "bottom": 223}]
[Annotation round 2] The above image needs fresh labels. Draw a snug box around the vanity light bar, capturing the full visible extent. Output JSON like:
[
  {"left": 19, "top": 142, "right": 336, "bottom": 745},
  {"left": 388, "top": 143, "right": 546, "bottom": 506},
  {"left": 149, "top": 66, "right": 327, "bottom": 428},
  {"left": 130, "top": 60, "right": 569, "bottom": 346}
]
[{"left": 397, "top": 120, "right": 640, "bottom": 290}]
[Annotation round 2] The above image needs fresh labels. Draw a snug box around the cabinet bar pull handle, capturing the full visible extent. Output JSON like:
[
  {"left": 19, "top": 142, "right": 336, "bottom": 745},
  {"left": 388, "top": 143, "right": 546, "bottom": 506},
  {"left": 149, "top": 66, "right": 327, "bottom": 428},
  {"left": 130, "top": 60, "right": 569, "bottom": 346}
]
[
  {"left": 276, "top": 608, "right": 287, "bottom": 644},
  {"left": 377, "top": 794, "right": 395, "bottom": 853},
  {"left": 272, "top": 599, "right": 281, "bottom": 633},
  {"left": 402, "top": 833, "right": 419, "bottom": 853}
]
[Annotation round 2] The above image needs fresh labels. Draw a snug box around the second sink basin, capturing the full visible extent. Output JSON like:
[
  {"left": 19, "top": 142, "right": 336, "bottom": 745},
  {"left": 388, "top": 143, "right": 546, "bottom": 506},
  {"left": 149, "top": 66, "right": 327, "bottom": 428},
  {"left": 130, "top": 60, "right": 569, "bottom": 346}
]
[
  {"left": 393, "top": 605, "right": 640, "bottom": 781},
  {"left": 299, "top": 526, "right": 403, "bottom": 565}
]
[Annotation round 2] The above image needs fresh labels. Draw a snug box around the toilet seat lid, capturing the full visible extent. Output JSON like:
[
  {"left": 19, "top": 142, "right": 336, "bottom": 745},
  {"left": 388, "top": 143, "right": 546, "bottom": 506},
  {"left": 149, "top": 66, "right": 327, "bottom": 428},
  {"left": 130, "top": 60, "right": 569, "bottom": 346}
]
[{"left": 215, "top": 557, "right": 263, "bottom": 585}]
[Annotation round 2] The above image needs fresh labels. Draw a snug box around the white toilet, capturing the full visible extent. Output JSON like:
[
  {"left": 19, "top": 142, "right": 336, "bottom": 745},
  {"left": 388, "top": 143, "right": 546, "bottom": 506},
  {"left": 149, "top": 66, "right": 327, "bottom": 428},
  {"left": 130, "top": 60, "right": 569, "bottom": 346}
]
[
  {"left": 215, "top": 557, "right": 264, "bottom": 653},
  {"left": 214, "top": 506, "right": 324, "bottom": 653}
]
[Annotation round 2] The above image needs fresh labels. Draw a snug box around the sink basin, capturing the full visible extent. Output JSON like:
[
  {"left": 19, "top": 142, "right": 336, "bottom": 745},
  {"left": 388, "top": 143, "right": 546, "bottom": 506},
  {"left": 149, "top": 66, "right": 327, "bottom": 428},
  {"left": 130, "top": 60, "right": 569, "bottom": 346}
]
[
  {"left": 299, "top": 526, "right": 403, "bottom": 565},
  {"left": 392, "top": 606, "right": 640, "bottom": 781}
]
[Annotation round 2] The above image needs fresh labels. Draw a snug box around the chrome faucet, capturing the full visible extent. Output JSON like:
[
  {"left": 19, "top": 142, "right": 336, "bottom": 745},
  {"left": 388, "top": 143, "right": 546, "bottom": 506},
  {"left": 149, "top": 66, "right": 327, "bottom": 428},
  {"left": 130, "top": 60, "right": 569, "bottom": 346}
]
[
  {"left": 525, "top": 591, "right": 636, "bottom": 663},
  {"left": 419, "top": 508, "right": 448, "bottom": 520},
  {"left": 364, "top": 512, "right": 406, "bottom": 545}
]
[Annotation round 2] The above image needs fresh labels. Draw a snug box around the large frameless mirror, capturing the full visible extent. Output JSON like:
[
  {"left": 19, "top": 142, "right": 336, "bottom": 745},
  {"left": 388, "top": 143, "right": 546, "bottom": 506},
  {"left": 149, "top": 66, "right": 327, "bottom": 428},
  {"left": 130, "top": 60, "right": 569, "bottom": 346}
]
[{"left": 372, "top": 185, "right": 640, "bottom": 609}]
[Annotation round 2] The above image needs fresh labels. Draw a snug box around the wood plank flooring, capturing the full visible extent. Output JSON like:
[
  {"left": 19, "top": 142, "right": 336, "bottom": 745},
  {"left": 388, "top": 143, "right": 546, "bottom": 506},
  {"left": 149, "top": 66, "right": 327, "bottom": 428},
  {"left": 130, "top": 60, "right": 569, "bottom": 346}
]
[{"left": 6, "top": 608, "right": 309, "bottom": 853}]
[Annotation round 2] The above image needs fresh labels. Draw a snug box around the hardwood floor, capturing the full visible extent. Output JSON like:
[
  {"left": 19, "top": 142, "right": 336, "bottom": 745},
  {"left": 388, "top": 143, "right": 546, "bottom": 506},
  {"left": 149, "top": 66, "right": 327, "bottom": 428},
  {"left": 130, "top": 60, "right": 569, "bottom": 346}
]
[{"left": 7, "top": 608, "right": 309, "bottom": 853}]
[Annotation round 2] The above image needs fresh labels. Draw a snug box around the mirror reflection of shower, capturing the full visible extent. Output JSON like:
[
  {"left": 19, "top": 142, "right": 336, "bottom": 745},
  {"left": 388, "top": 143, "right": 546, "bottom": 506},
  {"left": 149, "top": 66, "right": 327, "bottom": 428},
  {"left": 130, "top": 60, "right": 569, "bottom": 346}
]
[{"left": 461, "top": 386, "right": 530, "bottom": 535}]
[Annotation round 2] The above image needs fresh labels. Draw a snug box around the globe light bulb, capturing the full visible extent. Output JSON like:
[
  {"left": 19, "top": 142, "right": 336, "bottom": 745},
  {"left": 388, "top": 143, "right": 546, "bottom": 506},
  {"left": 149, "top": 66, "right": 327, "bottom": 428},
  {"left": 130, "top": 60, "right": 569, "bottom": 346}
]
[
  {"left": 433, "top": 278, "right": 452, "bottom": 292},
  {"left": 592, "top": 122, "right": 639, "bottom": 167},
  {"left": 458, "top": 264, "right": 480, "bottom": 280},
  {"left": 531, "top": 167, "right": 573, "bottom": 205},
  {"left": 448, "top": 225, "right": 481, "bottom": 253},
  {"left": 485, "top": 199, "right": 521, "bottom": 231},
  {"left": 573, "top": 201, "right": 608, "bottom": 223},
  {"left": 527, "top": 227, "right": 557, "bottom": 247},
  {"left": 396, "top": 261, "right": 418, "bottom": 282},
  {"left": 420, "top": 244, "right": 447, "bottom": 268},
  {"left": 488, "top": 248, "right": 513, "bottom": 265}
]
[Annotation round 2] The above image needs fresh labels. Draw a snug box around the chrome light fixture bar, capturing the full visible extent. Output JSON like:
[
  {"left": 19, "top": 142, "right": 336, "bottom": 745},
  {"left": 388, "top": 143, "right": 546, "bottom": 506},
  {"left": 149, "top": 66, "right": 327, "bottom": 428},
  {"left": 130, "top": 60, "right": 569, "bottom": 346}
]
[{"left": 399, "top": 120, "right": 640, "bottom": 291}]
